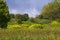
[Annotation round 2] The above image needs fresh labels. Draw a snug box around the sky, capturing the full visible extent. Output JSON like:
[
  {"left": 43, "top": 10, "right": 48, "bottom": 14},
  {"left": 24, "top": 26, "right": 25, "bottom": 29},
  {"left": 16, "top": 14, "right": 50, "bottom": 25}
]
[{"left": 6, "top": 0, "right": 52, "bottom": 17}]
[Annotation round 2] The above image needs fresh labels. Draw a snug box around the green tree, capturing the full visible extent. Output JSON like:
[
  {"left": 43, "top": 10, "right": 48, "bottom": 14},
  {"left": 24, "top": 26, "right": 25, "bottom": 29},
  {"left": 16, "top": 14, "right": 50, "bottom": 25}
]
[
  {"left": 15, "top": 14, "right": 22, "bottom": 24},
  {"left": 15, "top": 14, "right": 22, "bottom": 19},
  {"left": 0, "top": 0, "right": 10, "bottom": 28},
  {"left": 9, "top": 14, "right": 15, "bottom": 18},
  {"left": 15, "top": 14, "right": 29, "bottom": 24},
  {"left": 39, "top": 0, "right": 60, "bottom": 20},
  {"left": 22, "top": 14, "right": 29, "bottom": 21},
  {"left": 15, "top": 13, "right": 29, "bottom": 21}
]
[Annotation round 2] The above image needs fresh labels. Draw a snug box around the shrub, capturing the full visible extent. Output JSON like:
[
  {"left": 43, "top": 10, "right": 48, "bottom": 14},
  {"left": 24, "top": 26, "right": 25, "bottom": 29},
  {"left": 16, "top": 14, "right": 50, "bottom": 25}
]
[
  {"left": 17, "top": 19, "right": 22, "bottom": 24},
  {"left": 51, "top": 21, "right": 59, "bottom": 25},
  {"left": 38, "top": 19, "right": 51, "bottom": 24},
  {"left": 29, "top": 18, "right": 51, "bottom": 24},
  {"left": 22, "top": 21, "right": 33, "bottom": 24},
  {"left": 29, "top": 24, "right": 43, "bottom": 29},
  {"left": 7, "top": 25, "right": 20, "bottom": 29},
  {"left": 29, "top": 18, "right": 36, "bottom": 23},
  {"left": 20, "top": 24, "right": 30, "bottom": 29}
]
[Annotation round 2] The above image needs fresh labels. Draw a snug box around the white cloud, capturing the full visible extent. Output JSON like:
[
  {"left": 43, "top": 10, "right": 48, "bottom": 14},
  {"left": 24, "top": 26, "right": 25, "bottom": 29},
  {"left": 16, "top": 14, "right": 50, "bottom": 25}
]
[
  {"left": 9, "top": 8, "right": 39, "bottom": 18},
  {"left": 7, "top": 0, "right": 52, "bottom": 17},
  {"left": 24, "top": 8, "right": 39, "bottom": 18},
  {"left": 9, "top": 9, "right": 19, "bottom": 14}
]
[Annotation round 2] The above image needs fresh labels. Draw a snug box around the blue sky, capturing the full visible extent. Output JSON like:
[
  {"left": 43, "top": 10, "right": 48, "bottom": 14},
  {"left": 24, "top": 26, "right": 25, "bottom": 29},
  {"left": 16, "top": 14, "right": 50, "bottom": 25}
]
[{"left": 6, "top": 0, "right": 52, "bottom": 17}]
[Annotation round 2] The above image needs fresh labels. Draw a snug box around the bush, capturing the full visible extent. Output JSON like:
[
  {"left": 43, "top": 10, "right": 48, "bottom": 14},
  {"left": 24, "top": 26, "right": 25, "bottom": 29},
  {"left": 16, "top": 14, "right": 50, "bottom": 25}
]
[
  {"left": 29, "top": 18, "right": 51, "bottom": 24},
  {"left": 29, "top": 18, "right": 36, "bottom": 23},
  {"left": 29, "top": 24, "right": 43, "bottom": 29},
  {"left": 8, "top": 22, "right": 18, "bottom": 25},
  {"left": 8, "top": 25, "right": 20, "bottom": 29},
  {"left": 17, "top": 19, "right": 22, "bottom": 24},
  {"left": 51, "top": 21, "right": 59, "bottom": 25},
  {"left": 20, "top": 24, "right": 30, "bottom": 29},
  {"left": 22, "top": 21, "right": 33, "bottom": 24},
  {"left": 38, "top": 19, "right": 51, "bottom": 24}
]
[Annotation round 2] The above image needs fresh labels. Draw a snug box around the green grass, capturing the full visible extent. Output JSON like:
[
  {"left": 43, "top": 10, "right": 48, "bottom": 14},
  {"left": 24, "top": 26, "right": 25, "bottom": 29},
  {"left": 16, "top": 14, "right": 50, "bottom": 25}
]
[
  {"left": 1, "top": 20, "right": 60, "bottom": 40},
  {"left": 0, "top": 27, "right": 60, "bottom": 40}
]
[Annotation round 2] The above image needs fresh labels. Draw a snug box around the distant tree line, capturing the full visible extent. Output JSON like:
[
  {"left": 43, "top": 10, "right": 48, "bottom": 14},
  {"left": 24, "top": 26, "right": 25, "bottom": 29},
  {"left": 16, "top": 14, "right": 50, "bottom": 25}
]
[{"left": 9, "top": 13, "right": 29, "bottom": 24}]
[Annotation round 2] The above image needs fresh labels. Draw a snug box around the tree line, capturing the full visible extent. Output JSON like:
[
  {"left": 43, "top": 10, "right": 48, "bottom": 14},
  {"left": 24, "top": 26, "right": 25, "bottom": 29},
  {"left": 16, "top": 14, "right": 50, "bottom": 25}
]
[{"left": 9, "top": 13, "right": 29, "bottom": 24}]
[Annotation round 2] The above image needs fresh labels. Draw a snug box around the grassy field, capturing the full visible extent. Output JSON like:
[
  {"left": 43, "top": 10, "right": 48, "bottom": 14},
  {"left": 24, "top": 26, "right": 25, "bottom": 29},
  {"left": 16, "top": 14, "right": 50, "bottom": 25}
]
[
  {"left": 0, "top": 21, "right": 60, "bottom": 40},
  {"left": 0, "top": 28, "right": 60, "bottom": 40}
]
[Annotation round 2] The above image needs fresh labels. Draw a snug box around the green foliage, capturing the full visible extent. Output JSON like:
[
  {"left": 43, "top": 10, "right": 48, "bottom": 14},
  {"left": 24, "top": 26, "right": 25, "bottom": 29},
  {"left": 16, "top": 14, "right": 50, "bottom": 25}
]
[
  {"left": 38, "top": 19, "right": 51, "bottom": 24},
  {"left": 22, "top": 21, "right": 33, "bottom": 24},
  {"left": 29, "top": 18, "right": 36, "bottom": 23},
  {"left": 29, "top": 24, "right": 43, "bottom": 29},
  {"left": 8, "top": 22, "right": 18, "bottom": 25},
  {"left": 0, "top": 0, "right": 10, "bottom": 28},
  {"left": 15, "top": 14, "right": 22, "bottom": 19},
  {"left": 17, "top": 19, "right": 22, "bottom": 24},
  {"left": 15, "top": 14, "right": 23, "bottom": 24},
  {"left": 37, "top": 15, "right": 43, "bottom": 19},
  {"left": 22, "top": 14, "right": 29, "bottom": 21},
  {"left": 29, "top": 18, "right": 51, "bottom": 24},
  {"left": 15, "top": 14, "right": 29, "bottom": 24},
  {"left": 9, "top": 14, "right": 15, "bottom": 18},
  {"left": 20, "top": 24, "right": 30, "bottom": 29},
  {"left": 15, "top": 14, "right": 29, "bottom": 21},
  {"left": 39, "top": 1, "right": 60, "bottom": 20}
]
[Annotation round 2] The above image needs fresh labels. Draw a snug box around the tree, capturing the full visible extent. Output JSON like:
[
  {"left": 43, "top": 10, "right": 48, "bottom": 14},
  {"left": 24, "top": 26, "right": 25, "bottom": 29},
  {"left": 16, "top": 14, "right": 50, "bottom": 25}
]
[
  {"left": 15, "top": 14, "right": 22, "bottom": 19},
  {"left": 15, "top": 13, "right": 29, "bottom": 21},
  {"left": 9, "top": 14, "right": 15, "bottom": 18},
  {"left": 39, "top": 0, "right": 60, "bottom": 20},
  {"left": 22, "top": 14, "right": 29, "bottom": 21},
  {"left": 0, "top": 0, "right": 10, "bottom": 28},
  {"left": 53, "top": 0, "right": 60, "bottom": 2},
  {"left": 15, "top": 14, "right": 29, "bottom": 24},
  {"left": 15, "top": 14, "right": 22, "bottom": 24}
]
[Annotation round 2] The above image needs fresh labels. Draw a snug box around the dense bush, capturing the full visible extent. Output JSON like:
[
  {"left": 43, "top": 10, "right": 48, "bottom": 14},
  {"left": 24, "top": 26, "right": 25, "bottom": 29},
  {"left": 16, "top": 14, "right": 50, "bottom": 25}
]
[
  {"left": 17, "top": 19, "right": 22, "bottom": 24},
  {"left": 29, "top": 18, "right": 36, "bottom": 23},
  {"left": 15, "top": 14, "right": 29, "bottom": 24},
  {"left": 22, "top": 14, "right": 29, "bottom": 21},
  {"left": 8, "top": 25, "right": 20, "bottom": 29},
  {"left": 20, "top": 24, "right": 30, "bottom": 29},
  {"left": 29, "top": 24, "right": 43, "bottom": 29},
  {"left": 51, "top": 21, "right": 59, "bottom": 25},
  {"left": 9, "top": 14, "right": 15, "bottom": 18}
]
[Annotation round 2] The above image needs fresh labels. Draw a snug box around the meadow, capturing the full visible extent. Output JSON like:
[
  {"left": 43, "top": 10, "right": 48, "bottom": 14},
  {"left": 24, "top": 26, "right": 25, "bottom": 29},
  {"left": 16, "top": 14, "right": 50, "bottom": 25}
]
[
  {"left": 0, "top": 20, "right": 60, "bottom": 40},
  {"left": 0, "top": 0, "right": 60, "bottom": 40}
]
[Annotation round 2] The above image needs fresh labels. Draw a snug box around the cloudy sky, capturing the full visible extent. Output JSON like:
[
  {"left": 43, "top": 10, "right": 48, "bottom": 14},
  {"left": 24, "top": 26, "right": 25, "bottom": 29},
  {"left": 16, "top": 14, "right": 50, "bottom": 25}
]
[{"left": 6, "top": 0, "right": 52, "bottom": 17}]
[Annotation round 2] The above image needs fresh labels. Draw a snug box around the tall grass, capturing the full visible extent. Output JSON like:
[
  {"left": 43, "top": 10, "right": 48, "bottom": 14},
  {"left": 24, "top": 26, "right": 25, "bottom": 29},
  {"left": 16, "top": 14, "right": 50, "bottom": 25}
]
[
  {"left": 0, "top": 27, "right": 60, "bottom": 40},
  {"left": 0, "top": 20, "right": 60, "bottom": 40}
]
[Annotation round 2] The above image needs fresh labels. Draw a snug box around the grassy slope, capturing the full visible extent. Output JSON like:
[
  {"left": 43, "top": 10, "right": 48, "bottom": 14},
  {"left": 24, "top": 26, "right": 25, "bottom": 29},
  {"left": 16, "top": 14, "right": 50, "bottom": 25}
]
[
  {"left": 0, "top": 27, "right": 60, "bottom": 40},
  {"left": 0, "top": 20, "right": 60, "bottom": 40}
]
